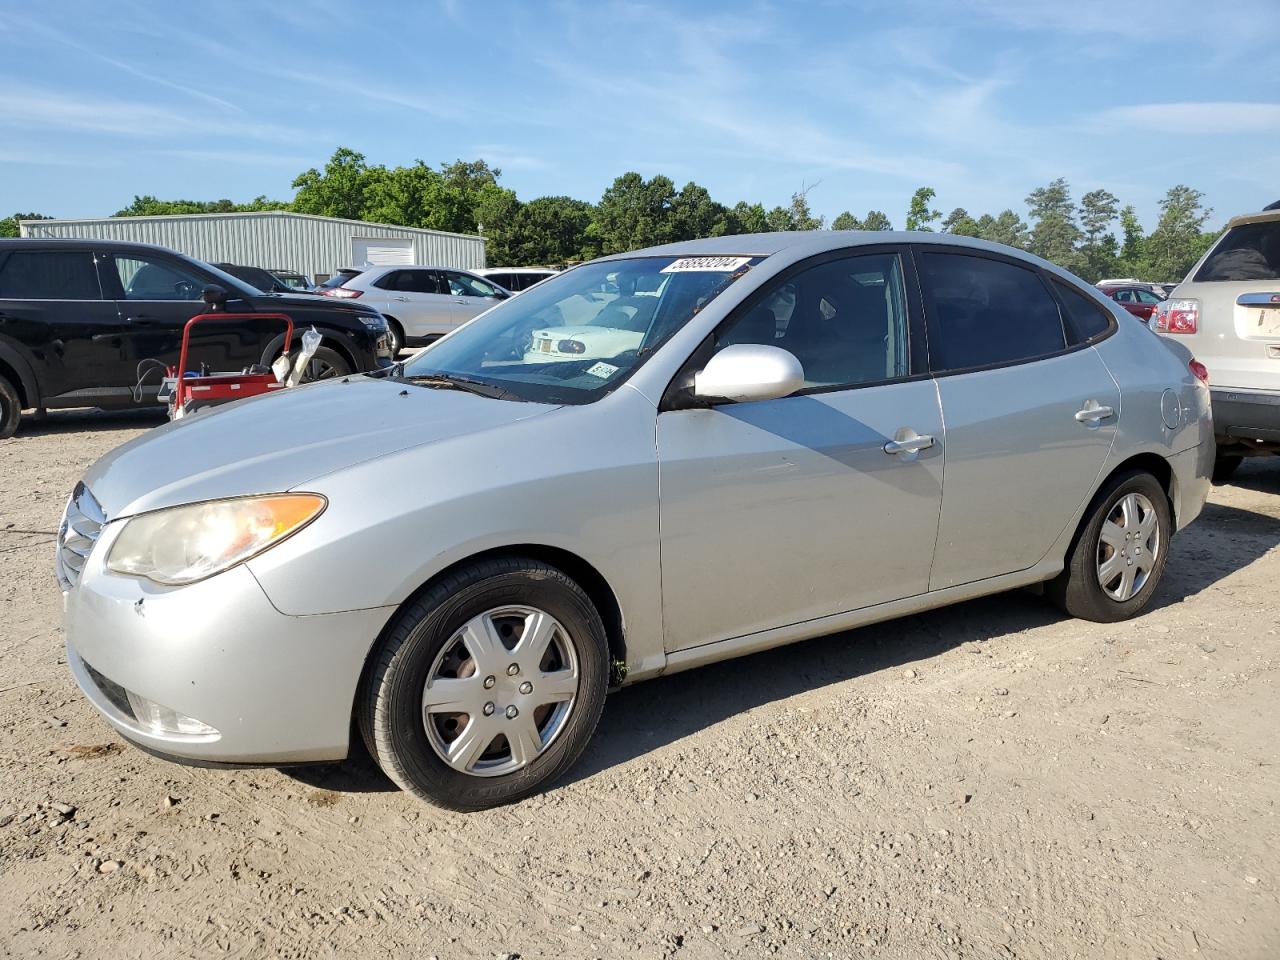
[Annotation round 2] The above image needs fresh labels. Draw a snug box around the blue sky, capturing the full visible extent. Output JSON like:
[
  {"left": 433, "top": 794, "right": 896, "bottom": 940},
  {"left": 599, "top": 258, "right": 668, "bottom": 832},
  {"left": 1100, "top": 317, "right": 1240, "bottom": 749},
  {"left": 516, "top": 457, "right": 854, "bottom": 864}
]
[{"left": 1, "top": 0, "right": 1277, "bottom": 230}]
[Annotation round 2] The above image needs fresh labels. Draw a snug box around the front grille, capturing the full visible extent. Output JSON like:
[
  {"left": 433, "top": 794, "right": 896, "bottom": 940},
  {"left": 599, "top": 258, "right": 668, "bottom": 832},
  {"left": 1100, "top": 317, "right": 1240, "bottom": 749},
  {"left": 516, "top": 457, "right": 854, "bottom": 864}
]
[{"left": 57, "top": 482, "right": 105, "bottom": 589}]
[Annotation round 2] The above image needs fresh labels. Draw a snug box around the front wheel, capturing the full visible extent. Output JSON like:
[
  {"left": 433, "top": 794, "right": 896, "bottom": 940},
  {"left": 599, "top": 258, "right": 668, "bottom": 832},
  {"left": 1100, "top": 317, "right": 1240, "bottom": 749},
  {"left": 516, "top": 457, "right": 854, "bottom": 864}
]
[
  {"left": 294, "top": 345, "right": 351, "bottom": 382},
  {"left": 1047, "top": 470, "right": 1171, "bottom": 622},
  {"left": 360, "top": 557, "right": 609, "bottom": 810}
]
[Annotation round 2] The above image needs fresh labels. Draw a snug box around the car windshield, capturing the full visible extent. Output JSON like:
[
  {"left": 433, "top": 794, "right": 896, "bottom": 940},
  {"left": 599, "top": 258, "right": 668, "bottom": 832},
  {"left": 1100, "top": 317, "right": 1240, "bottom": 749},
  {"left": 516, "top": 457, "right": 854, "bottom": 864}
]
[
  {"left": 1194, "top": 221, "right": 1280, "bottom": 282},
  {"left": 401, "top": 255, "right": 758, "bottom": 403}
]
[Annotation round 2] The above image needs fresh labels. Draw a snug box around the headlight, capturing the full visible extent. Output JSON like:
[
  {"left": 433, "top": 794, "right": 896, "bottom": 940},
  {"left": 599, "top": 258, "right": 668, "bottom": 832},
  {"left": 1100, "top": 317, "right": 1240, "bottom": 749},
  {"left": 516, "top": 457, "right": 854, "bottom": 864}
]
[
  {"left": 357, "top": 315, "right": 386, "bottom": 330},
  {"left": 106, "top": 494, "right": 326, "bottom": 586}
]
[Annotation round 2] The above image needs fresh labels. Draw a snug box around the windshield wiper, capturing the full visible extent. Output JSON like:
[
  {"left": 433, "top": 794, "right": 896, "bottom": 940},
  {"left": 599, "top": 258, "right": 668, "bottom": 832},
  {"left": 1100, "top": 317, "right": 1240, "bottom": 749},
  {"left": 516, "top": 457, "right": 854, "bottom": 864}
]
[{"left": 403, "top": 373, "right": 515, "bottom": 400}]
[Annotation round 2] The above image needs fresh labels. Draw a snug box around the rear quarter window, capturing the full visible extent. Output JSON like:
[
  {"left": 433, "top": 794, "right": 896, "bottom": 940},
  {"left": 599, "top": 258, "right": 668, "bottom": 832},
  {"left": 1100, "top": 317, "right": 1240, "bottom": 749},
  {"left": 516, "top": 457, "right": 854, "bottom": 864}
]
[
  {"left": 0, "top": 251, "right": 101, "bottom": 300},
  {"left": 1053, "top": 281, "right": 1114, "bottom": 343},
  {"left": 1194, "top": 221, "right": 1280, "bottom": 281}
]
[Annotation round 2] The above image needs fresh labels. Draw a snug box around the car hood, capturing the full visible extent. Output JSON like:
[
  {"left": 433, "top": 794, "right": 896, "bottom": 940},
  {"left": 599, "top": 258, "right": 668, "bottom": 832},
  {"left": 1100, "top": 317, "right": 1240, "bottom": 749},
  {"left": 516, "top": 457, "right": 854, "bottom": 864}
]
[{"left": 83, "top": 377, "right": 556, "bottom": 519}]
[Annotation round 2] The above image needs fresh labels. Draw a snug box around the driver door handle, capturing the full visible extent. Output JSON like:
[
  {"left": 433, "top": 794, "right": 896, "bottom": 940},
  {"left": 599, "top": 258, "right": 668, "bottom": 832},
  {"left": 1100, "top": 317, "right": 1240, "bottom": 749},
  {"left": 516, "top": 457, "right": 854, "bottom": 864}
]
[
  {"left": 1074, "top": 401, "right": 1115, "bottom": 423},
  {"left": 884, "top": 432, "right": 934, "bottom": 455},
  {"left": 454, "top": 298, "right": 468, "bottom": 304}
]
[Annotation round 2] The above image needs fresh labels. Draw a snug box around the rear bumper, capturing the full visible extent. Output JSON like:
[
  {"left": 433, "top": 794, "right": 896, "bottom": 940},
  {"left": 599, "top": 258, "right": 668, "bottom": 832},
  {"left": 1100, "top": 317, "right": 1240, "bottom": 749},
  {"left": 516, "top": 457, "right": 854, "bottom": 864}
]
[{"left": 1211, "top": 388, "right": 1280, "bottom": 445}]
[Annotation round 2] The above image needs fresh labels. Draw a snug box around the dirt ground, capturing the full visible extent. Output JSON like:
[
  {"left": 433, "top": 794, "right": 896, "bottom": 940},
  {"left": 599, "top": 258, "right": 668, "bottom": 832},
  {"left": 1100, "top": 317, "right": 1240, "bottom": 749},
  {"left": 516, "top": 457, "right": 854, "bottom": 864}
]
[{"left": 1, "top": 408, "right": 1277, "bottom": 960}]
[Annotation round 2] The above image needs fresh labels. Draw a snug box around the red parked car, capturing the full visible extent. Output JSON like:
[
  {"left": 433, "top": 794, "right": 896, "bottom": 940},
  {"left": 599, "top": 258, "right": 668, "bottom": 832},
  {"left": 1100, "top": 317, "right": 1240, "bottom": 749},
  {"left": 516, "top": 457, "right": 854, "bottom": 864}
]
[{"left": 1098, "top": 282, "right": 1165, "bottom": 321}]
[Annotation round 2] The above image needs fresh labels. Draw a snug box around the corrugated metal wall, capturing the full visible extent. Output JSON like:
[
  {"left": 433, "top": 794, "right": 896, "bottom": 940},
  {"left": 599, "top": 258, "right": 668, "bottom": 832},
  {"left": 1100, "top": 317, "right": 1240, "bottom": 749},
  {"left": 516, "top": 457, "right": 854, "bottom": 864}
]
[{"left": 20, "top": 212, "right": 486, "bottom": 278}]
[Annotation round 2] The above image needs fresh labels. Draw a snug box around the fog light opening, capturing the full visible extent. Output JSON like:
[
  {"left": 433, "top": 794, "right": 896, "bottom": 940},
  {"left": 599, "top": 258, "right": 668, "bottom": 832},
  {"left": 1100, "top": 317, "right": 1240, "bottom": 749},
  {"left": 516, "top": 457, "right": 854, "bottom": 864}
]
[{"left": 125, "top": 691, "right": 218, "bottom": 737}]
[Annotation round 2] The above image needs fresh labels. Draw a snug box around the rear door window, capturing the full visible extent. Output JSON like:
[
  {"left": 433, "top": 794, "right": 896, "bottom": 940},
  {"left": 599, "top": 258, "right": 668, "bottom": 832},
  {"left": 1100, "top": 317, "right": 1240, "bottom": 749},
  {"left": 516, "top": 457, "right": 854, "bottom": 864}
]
[
  {"left": 0, "top": 251, "right": 101, "bottom": 300},
  {"left": 919, "top": 251, "right": 1066, "bottom": 371},
  {"left": 1195, "top": 221, "right": 1280, "bottom": 281}
]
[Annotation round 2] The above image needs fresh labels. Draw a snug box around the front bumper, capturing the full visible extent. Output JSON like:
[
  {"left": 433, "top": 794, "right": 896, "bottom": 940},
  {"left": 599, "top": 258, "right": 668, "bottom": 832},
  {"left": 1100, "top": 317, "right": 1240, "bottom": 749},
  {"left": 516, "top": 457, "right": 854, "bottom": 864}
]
[
  {"left": 1210, "top": 388, "right": 1280, "bottom": 445},
  {"left": 64, "top": 554, "right": 391, "bottom": 764}
]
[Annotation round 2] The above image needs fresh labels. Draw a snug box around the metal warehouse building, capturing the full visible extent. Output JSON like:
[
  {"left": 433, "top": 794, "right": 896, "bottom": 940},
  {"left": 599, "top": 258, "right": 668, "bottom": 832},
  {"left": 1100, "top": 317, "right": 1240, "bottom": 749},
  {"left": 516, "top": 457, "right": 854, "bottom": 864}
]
[{"left": 20, "top": 211, "right": 486, "bottom": 280}]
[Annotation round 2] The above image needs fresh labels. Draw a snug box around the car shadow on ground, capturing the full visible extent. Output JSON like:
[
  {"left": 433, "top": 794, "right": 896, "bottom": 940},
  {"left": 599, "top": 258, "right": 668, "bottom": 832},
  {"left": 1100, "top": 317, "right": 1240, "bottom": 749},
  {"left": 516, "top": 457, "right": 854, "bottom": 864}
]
[{"left": 15, "top": 408, "right": 168, "bottom": 437}]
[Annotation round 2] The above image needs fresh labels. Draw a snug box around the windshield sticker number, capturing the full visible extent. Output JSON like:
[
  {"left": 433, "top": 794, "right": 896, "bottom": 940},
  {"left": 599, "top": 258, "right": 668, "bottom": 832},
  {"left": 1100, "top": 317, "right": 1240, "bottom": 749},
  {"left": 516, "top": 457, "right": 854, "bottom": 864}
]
[
  {"left": 660, "top": 256, "right": 752, "bottom": 274},
  {"left": 586, "top": 361, "right": 619, "bottom": 379}
]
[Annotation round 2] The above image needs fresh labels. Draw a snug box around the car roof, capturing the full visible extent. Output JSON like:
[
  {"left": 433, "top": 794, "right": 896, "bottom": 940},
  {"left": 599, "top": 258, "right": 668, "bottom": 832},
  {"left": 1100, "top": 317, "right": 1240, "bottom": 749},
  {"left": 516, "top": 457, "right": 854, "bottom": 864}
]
[
  {"left": 0, "top": 237, "right": 199, "bottom": 254},
  {"left": 598, "top": 230, "right": 1059, "bottom": 264},
  {"left": 1225, "top": 209, "right": 1280, "bottom": 228}
]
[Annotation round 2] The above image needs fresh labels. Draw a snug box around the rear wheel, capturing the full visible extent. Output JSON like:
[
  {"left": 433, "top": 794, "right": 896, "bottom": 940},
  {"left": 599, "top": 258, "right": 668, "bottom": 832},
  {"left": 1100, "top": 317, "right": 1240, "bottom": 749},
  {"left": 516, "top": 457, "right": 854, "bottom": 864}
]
[
  {"left": 0, "top": 375, "right": 22, "bottom": 439},
  {"left": 1212, "top": 453, "right": 1242, "bottom": 484},
  {"left": 1047, "top": 470, "right": 1171, "bottom": 622},
  {"left": 360, "top": 557, "right": 609, "bottom": 810}
]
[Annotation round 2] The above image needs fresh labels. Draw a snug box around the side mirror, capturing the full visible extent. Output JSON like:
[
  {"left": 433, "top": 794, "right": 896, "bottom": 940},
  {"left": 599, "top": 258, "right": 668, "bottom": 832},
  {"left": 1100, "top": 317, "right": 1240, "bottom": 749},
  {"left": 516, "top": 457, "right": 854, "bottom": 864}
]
[
  {"left": 202, "top": 284, "right": 228, "bottom": 310},
  {"left": 694, "top": 344, "right": 805, "bottom": 403}
]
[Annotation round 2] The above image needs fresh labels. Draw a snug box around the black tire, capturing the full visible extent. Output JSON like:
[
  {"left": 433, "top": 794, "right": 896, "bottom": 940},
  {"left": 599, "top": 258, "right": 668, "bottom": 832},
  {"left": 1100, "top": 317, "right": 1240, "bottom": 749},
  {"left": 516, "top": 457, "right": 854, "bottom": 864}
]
[
  {"left": 383, "top": 318, "right": 404, "bottom": 357},
  {"left": 294, "top": 345, "right": 351, "bottom": 383},
  {"left": 1046, "top": 470, "right": 1172, "bottom": 623},
  {"left": 359, "top": 557, "right": 609, "bottom": 811},
  {"left": 1212, "top": 453, "right": 1242, "bottom": 484},
  {"left": 0, "top": 375, "right": 21, "bottom": 439}
]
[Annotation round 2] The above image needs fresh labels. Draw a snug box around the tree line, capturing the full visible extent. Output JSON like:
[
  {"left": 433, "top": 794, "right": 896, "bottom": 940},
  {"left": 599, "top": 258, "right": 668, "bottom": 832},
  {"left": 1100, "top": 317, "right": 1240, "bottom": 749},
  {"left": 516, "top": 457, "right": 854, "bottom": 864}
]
[{"left": 1, "top": 146, "right": 1220, "bottom": 283}]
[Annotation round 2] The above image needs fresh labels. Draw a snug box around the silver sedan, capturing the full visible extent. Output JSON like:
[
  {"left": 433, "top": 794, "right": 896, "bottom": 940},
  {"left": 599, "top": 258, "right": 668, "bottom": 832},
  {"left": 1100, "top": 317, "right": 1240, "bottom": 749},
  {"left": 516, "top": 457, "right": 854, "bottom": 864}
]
[{"left": 58, "top": 232, "right": 1213, "bottom": 809}]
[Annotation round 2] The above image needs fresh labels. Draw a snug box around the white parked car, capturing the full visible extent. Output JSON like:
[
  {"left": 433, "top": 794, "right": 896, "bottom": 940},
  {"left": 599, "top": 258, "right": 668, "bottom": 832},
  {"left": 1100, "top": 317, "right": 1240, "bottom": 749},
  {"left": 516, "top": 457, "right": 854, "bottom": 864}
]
[
  {"left": 522, "top": 269, "right": 662, "bottom": 362},
  {"left": 322, "top": 266, "right": 510, "bottom": 353},
  {"left": 1152, "top": 204, "right": 1280, "bottom": 481},
  {"left": 477, "top": 267, "right": 560, "bottom": 293}
]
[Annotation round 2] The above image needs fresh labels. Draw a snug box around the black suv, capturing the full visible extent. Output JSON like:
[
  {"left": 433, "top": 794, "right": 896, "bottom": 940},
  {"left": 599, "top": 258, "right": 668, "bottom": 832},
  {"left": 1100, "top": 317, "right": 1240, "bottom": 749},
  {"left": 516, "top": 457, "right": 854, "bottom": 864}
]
[{"left": 0, "top": 239, "right": 394, "bottom": 437}]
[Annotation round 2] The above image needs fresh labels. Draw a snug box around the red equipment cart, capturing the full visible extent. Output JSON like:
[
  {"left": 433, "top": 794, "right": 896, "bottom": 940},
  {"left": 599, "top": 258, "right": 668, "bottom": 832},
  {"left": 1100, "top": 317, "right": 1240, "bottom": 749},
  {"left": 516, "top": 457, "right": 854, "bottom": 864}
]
[{"left": 164, "top": 312, "right": 294, "bottom": 420}]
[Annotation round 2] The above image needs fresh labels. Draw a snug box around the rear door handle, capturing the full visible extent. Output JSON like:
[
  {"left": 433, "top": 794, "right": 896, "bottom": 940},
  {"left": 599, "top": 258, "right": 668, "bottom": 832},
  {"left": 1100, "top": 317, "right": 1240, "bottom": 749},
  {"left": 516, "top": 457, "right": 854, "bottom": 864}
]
[
  {"left": 1074, "top": 401, "right": 1115, "bottom": 423},
  {"left": 126, "top": 316, "right": 159, "bottom": 326},
  {"left": 454, "top": 298, "right": 468, "bottom": 304},
  {"left": 883, "top": 431, "right": 934, "bottom": 455},
  {"left": 392, "top": 296, "right": 410, "bottom": 302}
]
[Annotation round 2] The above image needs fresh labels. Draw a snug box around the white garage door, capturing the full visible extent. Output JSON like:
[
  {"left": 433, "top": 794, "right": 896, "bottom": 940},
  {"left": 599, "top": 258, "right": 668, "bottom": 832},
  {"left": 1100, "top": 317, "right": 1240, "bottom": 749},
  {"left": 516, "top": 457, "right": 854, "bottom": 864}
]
[{"left": 352, "top": 237, "right": 414, "bottom": 266}]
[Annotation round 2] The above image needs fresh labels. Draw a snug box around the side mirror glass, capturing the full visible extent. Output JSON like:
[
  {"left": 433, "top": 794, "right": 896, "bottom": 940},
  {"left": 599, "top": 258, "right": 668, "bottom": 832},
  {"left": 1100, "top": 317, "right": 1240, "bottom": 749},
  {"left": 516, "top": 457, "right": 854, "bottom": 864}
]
[
  {"left": 694, "top": 344, "right": 805, "bottom": 404},
  {"left": 202, "top": 284, "right": 228, "bottom": 309}
]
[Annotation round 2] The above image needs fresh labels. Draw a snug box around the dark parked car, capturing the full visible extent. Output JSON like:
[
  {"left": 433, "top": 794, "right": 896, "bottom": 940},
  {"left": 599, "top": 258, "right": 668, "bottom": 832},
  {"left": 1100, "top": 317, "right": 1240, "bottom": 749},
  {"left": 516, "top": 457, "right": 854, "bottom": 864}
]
[
  {"left": 1098, "top": 283, "right": 1165, "bottom": 321},
  {"left": 0, "top": 239, "right": 394, "bottom": 438},
  {"left": 211, "top": 262, "right": 295, "bottom": 294},
  {"left": 269, "top": 270, "right": 316, "bottom": 293}
]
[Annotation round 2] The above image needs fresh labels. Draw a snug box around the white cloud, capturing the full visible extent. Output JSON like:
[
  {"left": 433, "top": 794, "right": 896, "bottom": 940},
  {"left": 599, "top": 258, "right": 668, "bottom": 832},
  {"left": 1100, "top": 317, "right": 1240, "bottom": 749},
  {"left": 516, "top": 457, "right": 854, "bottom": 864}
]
[
  {"left": 1096, "top": 102, "right": 1280, "bottom": 135},
  {"left": 0, "top": 83, "right": 325, "bottom": 145}
]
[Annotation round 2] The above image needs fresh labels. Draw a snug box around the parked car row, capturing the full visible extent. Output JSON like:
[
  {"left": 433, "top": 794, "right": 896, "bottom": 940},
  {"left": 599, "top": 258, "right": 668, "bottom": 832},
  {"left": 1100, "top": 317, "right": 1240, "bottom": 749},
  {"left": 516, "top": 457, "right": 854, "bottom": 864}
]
[
  {"left": 0, "top": 239, "right": 395, "bottom": 438},
  {"left": 57, "top": 230, "right": 1214, "bottom": 809}
]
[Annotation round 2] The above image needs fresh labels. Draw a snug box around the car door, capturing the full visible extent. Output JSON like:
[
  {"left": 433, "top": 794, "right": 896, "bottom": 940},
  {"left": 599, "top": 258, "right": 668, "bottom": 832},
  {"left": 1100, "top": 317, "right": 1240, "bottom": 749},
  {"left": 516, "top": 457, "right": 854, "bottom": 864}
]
[
  {"left": 0, "top": 247, "right": 127, "bottom": 403},
  {"left": 443, "top": 271, "right": 505, "bottom": 325},
  {"left": 915, "top": 247, "right": 1121, "bottom": 590},
  {"left": 371, "top": 269, "right": 456, "bottom": 338},
  {"left": 103, "top": 252, "right": 259, "bottom": 384},
  {"left": 656, "top": 248, "right": 945, "bottom": 652}
]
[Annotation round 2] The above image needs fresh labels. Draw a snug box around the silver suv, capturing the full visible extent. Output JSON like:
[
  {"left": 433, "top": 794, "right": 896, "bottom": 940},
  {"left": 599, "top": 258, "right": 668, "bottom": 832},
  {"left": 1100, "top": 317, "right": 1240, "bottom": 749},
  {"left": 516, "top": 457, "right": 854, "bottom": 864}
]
[
  {"left": 59, "top": 232, "right": 1212, "bottom": 810},
  {"left": 1153, "top": 205, "right": 1280, "bottom": 480}
]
